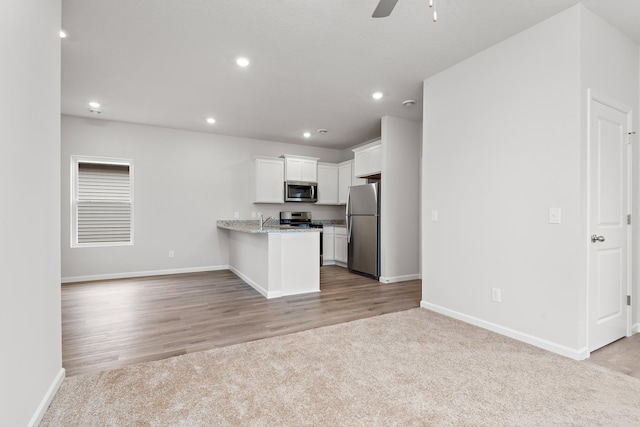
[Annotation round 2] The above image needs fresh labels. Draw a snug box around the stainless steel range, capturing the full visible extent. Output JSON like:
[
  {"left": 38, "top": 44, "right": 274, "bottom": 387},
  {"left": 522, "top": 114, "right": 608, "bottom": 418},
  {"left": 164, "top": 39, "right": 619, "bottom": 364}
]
[{"left": 280, "top": 211, "right": 323, "bottom": 265}]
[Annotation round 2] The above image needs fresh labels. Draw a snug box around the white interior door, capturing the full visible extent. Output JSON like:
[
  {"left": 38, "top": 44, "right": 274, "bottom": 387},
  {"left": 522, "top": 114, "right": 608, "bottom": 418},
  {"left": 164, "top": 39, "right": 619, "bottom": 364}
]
[{"left": 588, "top": 91, "right": 632, "bottom": 352}]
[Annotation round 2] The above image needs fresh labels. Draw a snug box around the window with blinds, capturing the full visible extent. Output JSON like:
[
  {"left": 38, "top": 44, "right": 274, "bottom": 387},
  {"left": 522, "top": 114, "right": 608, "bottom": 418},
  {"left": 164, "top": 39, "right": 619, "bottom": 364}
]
[{"left": 72, "top": 157, "right": 133, "bottom": 247}]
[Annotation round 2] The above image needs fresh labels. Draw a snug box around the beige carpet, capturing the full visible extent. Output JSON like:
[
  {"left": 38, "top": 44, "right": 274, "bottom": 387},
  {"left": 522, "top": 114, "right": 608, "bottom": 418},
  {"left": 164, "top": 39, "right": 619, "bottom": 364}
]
[{"left": 42, "top": 309, "right": 640, "bottom": 426}]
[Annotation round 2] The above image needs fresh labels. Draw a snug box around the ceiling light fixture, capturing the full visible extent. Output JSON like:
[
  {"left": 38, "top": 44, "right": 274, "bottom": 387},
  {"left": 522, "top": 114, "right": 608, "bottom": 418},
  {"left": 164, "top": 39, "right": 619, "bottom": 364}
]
[
  {"left": 402, "top": 99, "right": 416, "bottom": 107},
  {"left": 372, "top": 92, "right": 383, "bottom": 100},
  {"left": 88, "top": 101, "right": 101, "bottom": 113},
  {"left": 206, "top": 117, "right": 216, "bottom": 124},
  {"left": 303, "top": 132, "right": 311, "bottom": 138},
  {"left": 317, "top": 129, "right": 328, "bottom": 134},
  {"left": 236, "top": 57, "right": 250, "bottom": 67},
  {"left": 59, "top": 30, "right": 68, "bottom": 39}
]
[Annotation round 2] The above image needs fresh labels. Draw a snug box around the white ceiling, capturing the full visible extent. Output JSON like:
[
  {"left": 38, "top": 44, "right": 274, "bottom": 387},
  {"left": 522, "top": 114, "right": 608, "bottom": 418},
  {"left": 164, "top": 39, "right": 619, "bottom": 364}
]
[{"left": 61, "top": 0, "right": 640, "bottom": 150}]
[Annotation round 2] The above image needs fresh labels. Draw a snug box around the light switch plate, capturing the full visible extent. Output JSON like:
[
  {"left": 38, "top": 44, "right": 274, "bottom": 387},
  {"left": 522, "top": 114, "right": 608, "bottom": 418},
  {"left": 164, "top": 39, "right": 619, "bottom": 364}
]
[
  {"left": 431, "top": 210, "right": 438, "bottom": 222},
  {"left": 549, "top": 208, "right": 561, "bottom": 224}
]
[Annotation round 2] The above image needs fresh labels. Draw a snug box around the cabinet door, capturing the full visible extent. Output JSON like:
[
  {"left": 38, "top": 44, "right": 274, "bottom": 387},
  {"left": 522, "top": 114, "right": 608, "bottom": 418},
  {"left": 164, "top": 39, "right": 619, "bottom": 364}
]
[
  {"left": 369, "top": 144, "right": 382, "bottom": 175},
  {"left": 338, "top": 162, "right": 351, "bottom": 205},
  {"left": 285, "top": 158, "right": 303, "bottom": 181},
  {"left": 353, "top": 149, "right": 370, "bottom": 178},
  {"left": 354, "top": 142, "right": 382, "bottom": 178},
  {"left": 334, "top": 227, "right": 348, "bottom": 263},
  {"left": 317, "top": 163, "right": 338, "bottom": 205},
  {"left": 323, "top": 227, "right": 335, "bottom": 264},
  {"left": 302, "top": 159, "right": 318, "bottom": 182},
  {"left": 255, "top": 158, "right": 284, "bottom": 203}
]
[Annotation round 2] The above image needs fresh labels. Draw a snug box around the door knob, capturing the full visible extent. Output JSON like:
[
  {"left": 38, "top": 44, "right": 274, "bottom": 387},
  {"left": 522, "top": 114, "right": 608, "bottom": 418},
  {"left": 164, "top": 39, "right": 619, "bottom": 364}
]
[{"left": 591, "top": 234, "right": 605, "bottom": 243}]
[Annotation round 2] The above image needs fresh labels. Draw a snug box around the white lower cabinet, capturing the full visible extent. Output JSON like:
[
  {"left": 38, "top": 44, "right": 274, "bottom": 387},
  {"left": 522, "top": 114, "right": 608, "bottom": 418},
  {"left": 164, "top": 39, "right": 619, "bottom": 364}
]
[
  {"left": 322, "top": 226, "right": 335, "bottom": 265},
  {"left": 334, "top": 226, "right": 347, "bottom": 264}
]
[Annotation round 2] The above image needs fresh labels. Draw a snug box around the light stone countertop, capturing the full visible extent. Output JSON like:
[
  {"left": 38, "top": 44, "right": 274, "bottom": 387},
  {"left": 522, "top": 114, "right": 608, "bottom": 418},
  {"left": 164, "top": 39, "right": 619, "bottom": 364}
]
[{"left": 216, "top": 220, "right": 321, "bottom": 234}]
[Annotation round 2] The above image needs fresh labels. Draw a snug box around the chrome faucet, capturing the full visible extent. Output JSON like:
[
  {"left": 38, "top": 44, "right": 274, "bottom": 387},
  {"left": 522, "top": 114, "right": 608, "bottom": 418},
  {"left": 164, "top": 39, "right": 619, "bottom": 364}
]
[{"left": 259, "top": 215, "right": 275, "bottom": 230}]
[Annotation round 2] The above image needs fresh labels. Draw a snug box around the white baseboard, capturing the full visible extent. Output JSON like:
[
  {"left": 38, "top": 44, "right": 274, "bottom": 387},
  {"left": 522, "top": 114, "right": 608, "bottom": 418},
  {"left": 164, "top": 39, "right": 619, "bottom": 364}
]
[
  {"left": 61, "top": 265, "right": 228, "bottom": 283},
  {"left": 28, "top": 368, "right": 65, "bottom": 427},
  {"left": 632, "top": 323, "right": 640, "bottom": 334},
  {"left": 228, "top": 266, "right": 282, "bottom": 299},
  {"left": 379, "top": 274, "right": 420, "bottom": 284},
  {"left": 420, "top": 301, "right": 589, "bottom": 361}
]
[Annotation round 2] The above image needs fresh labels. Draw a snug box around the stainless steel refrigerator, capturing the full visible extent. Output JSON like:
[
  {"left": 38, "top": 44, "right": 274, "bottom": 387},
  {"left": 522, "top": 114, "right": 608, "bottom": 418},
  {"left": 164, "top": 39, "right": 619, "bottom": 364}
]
[{"left": 346, "top": 182, "right": 380, "bottom": 279}]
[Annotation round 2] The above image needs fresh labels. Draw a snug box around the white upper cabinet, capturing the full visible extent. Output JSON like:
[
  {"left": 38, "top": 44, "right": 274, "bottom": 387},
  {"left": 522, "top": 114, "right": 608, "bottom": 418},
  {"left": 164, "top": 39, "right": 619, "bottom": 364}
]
[
  {"left": 254, "top": 156, "right": 284, "bottom": 203},
  {"left": 337, "top": 160, "right": 366, "bottom": 205},
  {"left": 338, "top": 161, "right": 352, "bottom": 205},
  {"left": 353, "top": 140, "right": 381, "bottom": 178},
  {"left": 317, "top": 162, "right": 339, "bottom": 205},
  {"left": 282, "top": 155, "right": 319, "bottom": 182}
]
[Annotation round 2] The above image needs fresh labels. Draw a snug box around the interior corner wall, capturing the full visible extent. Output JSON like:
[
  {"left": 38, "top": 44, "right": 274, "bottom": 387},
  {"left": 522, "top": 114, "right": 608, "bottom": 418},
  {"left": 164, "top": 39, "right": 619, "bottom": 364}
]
[
  {"left": 380, "top": 116, "right": 421, "bottom": 282},
  {"left": 61, "top": 116, "right": 346, "bottom": 281},
  {"left": 0, "top": 1, "right": 63, "bottom": 426},
  {"left": 578, "top": 4, "right": 640, "bottom": 341},
  {"left": 421, "top": 6, "right": 586, "bottom": 355},
  {"left": 631, "top": 45, "right": 640, "bottom": 332}
]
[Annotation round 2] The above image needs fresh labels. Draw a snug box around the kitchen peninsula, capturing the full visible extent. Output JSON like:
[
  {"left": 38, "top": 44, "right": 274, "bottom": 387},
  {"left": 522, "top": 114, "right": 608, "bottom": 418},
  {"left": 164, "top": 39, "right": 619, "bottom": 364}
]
[{"left": 217, "top": 220, "right": 320, "bottom": 298}]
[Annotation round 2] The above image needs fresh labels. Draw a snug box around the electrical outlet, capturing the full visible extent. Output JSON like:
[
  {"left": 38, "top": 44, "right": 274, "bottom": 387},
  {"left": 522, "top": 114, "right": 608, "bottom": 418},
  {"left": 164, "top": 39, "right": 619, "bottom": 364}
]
[
  {"left": 431, "top": 210, "right": 438, "bottom": 222},
  {"left": 234, "top": 211, "right": 239, "bottom": 219},
  {"left": 251, "top": 212, "right": 256, "bottom": 218},
  {"left": 168, "top": 250, "right": 175, "bottom": 258},
  {"left": 491, "top": 288, "right": 501, "bottom": 303},
  {"left": 549, "top": 208, "right": 561, "bottom": 224}
]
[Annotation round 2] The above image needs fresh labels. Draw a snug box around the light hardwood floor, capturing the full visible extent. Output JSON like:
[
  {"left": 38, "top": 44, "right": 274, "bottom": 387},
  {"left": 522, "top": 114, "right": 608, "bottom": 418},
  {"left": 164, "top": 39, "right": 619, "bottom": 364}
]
[
  {"left": 62, "top": 266, "right": 422, "bottom": 376},
  {"left": 62, "top": 266, "right": 638, "bottom": 379}
]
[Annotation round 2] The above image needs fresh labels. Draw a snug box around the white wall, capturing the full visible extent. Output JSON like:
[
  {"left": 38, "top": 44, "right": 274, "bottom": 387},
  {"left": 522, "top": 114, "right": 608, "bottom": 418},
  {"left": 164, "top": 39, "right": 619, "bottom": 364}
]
[
  {"left": 380, "top": 116, "right": 421, "bottom": 282},
  {"left": 0, "top": 1, "right": 63, "bottom": 426},
  {"left": 579, "top": 6, "right": 640, "bottom": 331},
  {"left": 61, "top": 116, "right": 347, "bottom": 281},
  {"left": 422, "top": 7, "right": 584, "bottom": 355},
  {"left": 421, "top": 4, "right": 639, "bottom": 358}
]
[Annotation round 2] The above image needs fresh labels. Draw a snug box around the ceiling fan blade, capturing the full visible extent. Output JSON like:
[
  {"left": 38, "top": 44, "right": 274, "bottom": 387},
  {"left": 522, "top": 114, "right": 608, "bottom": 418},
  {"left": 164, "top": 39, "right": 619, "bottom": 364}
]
[{"left": 372, "top": 0, "right": 399, "bottom": 18}]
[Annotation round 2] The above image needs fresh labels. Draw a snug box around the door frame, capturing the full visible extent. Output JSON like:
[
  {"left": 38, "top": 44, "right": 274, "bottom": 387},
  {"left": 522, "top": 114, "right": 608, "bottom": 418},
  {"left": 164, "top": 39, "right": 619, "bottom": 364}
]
[{"left": 586, "top": 88, "right": 633, "bottom": 353}]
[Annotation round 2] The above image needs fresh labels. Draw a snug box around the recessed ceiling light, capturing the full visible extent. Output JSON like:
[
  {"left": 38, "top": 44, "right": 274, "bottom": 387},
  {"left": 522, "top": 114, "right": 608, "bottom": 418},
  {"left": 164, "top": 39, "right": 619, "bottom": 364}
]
[
  {"left": 236, "top": 57, "right": 250, "bottom": 67},
  {"left": 402, "top": 99, "right": 416, "bottom": 107},
  {"left": 59, "top": 30, "right": 68, "bottom": 39},
  {"left": 303, "top": 132, "right": 311, "bottom": 138},
  {"left": 317, "top": 129, "right": 328, "bottom": 134},
  {"left": 206, "top": 117, "right": 216, "bottom": 124},
  {"left": 372, "top": 92, "right": 384, "bottom": 100},
  {"left": 88, "top": 101, "right": 101, "bottom": 109}
]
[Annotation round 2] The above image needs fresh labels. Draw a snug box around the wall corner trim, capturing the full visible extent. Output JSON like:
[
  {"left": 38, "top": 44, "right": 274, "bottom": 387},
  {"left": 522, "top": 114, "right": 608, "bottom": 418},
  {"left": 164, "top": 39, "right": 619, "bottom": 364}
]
[
  {"left": 27, "top": 368, "right": 65, "bottom": 427},
  {"left": 419, "top": 301, "right": 589, "bottom": 360},
  {"left": 379, "top": 274, "right": 420, "bottom": 284},
  {"left": 61, "top": 265, "right": 229, "bottom": 283}
]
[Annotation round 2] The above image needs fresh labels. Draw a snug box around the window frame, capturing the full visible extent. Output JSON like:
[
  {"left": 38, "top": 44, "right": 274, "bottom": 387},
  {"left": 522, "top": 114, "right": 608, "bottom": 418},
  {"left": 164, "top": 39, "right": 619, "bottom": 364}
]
[{"left": 70, "top": 155, "right": 135, "bottom": 248}]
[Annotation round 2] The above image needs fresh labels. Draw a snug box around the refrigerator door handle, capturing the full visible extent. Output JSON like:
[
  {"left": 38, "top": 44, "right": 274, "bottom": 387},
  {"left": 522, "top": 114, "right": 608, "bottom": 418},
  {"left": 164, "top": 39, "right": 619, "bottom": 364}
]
[{"left": 347, "top": 216, "right": 353, "bottom": 243}]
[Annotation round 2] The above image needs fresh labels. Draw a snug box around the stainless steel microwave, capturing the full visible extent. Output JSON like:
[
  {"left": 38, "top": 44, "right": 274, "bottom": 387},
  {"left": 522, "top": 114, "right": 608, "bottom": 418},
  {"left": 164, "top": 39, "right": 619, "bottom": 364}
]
[{"left": 285, "top": 181, "right": 317, "bottom": 203}]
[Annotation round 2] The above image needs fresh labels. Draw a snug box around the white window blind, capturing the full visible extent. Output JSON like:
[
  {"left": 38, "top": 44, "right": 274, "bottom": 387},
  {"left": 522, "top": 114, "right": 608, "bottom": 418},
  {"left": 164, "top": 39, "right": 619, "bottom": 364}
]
[{"left": 75, "top": 161, "right": 132, "bottom": 245}]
